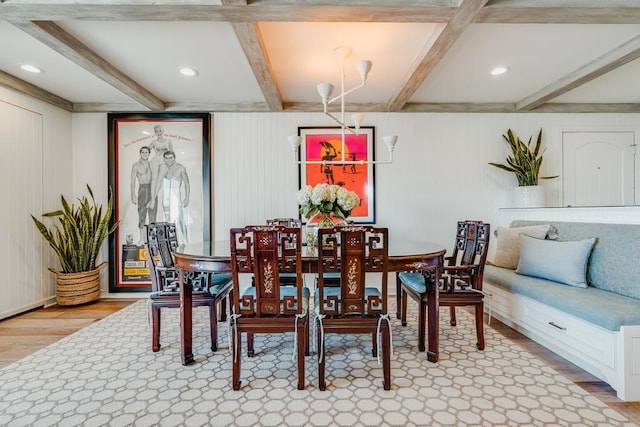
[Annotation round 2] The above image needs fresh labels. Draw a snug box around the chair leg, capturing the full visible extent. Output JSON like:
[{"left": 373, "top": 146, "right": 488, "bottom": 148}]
[
  {"left": 450, "top": 306, "right": 457, "bottom": 326},
  {"left": 304, "top": 314, "right": 310, "bottom": 356},
  {"left": 232, "top": 326, "right": 242, "bottom": 391},
  {"left": 247, "top": 332, "right": 255, "bottom": 357},
  {"left": 152, "top": 306, "right": 161, "bottom": 352},
  {"left": 317, "top": 319, "right": 326, "bottom": 391},
  {"left": 418, "top": 299, "right": 427, "bottom": 352},
  {"left": 209, "top": 303, "right": 218, "bottom": 352},
  {"left": 296, "top": 317, "right": 306, "bottom": 390},
  {"left": 219, "top": 297, "right": 228, "bottom": 322},
  {"left": 371, "top": 332, "right": 377, "bottom": 357},
  {"left": 382, "top": 322, "right": 391, "bottom": 391},
  {"left": 475, "top": 303, "right": 485, "bottom": 350},
  {"left": 401, "top": 289, "right": 408, "bottom": 327}
]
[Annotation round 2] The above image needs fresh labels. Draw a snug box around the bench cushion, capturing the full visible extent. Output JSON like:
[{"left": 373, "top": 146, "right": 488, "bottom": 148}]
[
  {"left": 485, "top": 265, "right": 640, "bottom": 331},
  {"left": 511, "top": 220, "right": 640, "bottom": 299},
  {"left": 489, "top": 224, "right": 553, "bottom": 269},
  {"left": 515, "top": 235, "right": 595, "bottom": 288}
]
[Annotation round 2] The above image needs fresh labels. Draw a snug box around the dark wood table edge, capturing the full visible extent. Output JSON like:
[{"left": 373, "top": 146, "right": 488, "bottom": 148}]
[{"left": 174, "top": 244, "right": 445, "bottom": 366}]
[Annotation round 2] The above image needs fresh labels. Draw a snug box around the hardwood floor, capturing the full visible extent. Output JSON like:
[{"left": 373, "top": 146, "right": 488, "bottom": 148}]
[
  {"left": 0, "top": 298, "right": 139, "bottom": 369},
  {"left": 0, "top": 299, "right": 638, "bottom": 424}
]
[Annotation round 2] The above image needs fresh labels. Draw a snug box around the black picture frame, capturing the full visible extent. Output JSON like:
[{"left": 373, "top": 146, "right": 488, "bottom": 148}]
[{"left": 107, "top": 112, "right": 211, "bottom": 292}]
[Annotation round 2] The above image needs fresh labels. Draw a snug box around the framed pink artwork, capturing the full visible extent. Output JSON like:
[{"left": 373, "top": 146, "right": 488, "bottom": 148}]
[{"left": 298, "top": 126, "right": 375, "bottom": 223}]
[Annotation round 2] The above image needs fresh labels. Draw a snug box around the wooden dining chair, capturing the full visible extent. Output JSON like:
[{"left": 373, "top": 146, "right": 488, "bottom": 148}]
[
  {"left": 398, "top": 220, "right": 490, "bottom": 351},
  {"left": 315, "top": 225, "right": 392, "bottom": 390},
  {"left": 145, "top": 222, "right": 233, "bottom": 353},
  {"left": 265, "top": 218, "right": 302, "bottom": 286},
  {"left": 229, "top": 225, "right": 309, "bottom": 390}
]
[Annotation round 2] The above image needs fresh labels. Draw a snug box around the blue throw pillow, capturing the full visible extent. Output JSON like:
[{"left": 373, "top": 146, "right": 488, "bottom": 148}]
[{"left": 516, "top": 234, "right": 596, "bottom": 287}]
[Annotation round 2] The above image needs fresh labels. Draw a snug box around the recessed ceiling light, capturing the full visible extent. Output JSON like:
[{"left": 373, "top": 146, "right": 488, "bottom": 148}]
[
  {"left": 178, "top": 67, "right": 198, "bottom": 77},
  {"left": 490, "top": 66, "right": 509, "bottom": 76},
  {"left": 20, "top": 64, "right": 43, "bottom": 74}
]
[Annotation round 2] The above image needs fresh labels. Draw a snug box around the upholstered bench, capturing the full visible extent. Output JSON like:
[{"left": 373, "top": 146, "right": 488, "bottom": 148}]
[{"left": 483, "top": 220, "right": 640, "bottom": 402}]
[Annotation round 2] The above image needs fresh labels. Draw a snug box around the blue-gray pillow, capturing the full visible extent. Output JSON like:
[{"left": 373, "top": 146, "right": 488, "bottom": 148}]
[{"left": 515, "top": 234, "right": 596, "bottom": 287}]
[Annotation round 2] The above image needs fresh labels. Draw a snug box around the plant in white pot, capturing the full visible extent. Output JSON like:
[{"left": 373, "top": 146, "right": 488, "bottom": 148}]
[
  {"left": 489, "top": 128, "right": 558, "bottom": 207},
  {"left": 31, "top": 185, "right": 119, "bottom": 306}
]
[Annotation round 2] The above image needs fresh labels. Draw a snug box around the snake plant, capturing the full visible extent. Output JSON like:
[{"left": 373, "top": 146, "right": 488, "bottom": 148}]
[
  {"left": 31, "top": 185, "right": 119, "bottom": 273},
  {"left": 488, "top": 128, "right": 558, "bottom": 186}
]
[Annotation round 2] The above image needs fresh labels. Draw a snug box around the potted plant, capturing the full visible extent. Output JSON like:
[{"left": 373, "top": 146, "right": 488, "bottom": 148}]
[
  {"left": 489, "top": 128, "right": 558, "bottom": 207},
  {"left": 31, "top": 185, "right": 119, "bottom": 306}
]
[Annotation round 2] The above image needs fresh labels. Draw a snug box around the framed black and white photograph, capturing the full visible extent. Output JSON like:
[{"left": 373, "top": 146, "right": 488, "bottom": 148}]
[{"left": 107, "top": 113, "right": 211, "bottom": 292}]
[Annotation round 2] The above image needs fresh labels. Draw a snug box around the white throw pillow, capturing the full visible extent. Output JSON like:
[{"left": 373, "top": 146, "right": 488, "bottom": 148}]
[
  {"left": 489, "top": 224, "right": 552, "bottom": 269},
  {"left": 516, "top": 234, "right": 596, "bottom": 287}
]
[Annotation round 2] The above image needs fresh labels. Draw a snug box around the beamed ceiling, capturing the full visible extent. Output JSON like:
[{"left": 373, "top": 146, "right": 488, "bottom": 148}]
[{"left": 1, "top": 0, "right": 640, "bottom": 113}]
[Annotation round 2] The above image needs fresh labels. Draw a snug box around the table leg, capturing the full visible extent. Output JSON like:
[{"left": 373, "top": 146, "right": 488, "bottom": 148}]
[
  {"left": 180, "top": 268, "right": 194, "bottom": 365},
  {"left": 426, "top": 267, "right": 440, "bottom": 363},
  {"left": 396, "top": 273, "right": 402, "bottom": 320}
]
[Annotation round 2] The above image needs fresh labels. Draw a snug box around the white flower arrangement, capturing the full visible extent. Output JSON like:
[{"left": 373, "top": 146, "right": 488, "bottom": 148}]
[{"left": 297, "top": 183, "right": 360, "bottom": 220}]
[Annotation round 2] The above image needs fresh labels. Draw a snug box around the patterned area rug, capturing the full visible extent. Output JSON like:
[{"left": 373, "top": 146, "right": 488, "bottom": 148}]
[{"left": 0, "top": 299, "right": 634, "bottom": 427}]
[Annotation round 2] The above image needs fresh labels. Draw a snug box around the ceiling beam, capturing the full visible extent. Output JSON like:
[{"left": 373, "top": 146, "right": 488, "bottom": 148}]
[
  {"left": 517, "top": 34, "right": 640, "bottom": 112},
  {"left": 10, "top": 20, "right": 165, "bottom": 111},
  {"left": 0, "top": 69, "right": 73, "bottom": 111},
  {"left": 230, "top": 22, "right": 283, "bottom": 111},
  {"left": 2, "top": 1, "right": 640, "bottom": 23},
  {"left": 386, "top": 0, "right": 490, "bottom": 112},
  {"left": 71, "top": 100, "right": 640, "bottom": 114},
  {"left": 0, "top": 3, "right": 456, "bottom": 22},
  {"left": 477, "top": 0, "right": 640, "bottom": 24}
]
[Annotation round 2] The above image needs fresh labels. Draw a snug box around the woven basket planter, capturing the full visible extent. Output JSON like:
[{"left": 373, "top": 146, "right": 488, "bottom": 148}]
[{"left": 49, "top": 262, "right": 106, "bottom": 306}]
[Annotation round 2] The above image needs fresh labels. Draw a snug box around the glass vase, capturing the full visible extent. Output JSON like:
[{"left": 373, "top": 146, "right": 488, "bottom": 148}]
[{"left": 305, "top": 212, "right": 347, "bottom": 253}]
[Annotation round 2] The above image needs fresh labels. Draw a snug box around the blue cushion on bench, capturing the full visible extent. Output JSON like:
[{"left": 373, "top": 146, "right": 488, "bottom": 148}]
[
  {"left": 485, "top": 265, "right": 640, "bottom": 331},
  {"left": 511, "top": 220, "right": 640, "bottom": 300}
]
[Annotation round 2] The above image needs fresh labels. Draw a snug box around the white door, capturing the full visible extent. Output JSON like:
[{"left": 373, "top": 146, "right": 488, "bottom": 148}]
[{"left": 562, "top": 131, "right": 636, "bottom": 207}]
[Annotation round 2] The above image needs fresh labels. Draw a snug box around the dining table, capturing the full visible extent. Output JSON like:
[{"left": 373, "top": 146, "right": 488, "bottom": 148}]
[{"left": 174, "top": 239, "right": 446, "bottom": 366}]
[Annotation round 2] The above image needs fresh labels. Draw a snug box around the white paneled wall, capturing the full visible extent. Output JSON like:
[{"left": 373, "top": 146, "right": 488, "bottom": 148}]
[
  {"left": 212, "top": 112, "right": 640, "bottom": 253},
  {"left": 3, "top": 104, "right": 639, "bottom": 311},
  {"left": 0, "top": 88, "right": 72, "bottom": 319}
]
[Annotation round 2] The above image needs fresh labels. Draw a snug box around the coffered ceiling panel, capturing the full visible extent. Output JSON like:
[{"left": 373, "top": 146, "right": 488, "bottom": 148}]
[
  {"left": 1, "top": 1, "right": 639, "bottom": 113},
  {"left": 60, "top": 20, "right": 265, "bottom": 104},
  {"left": 259, "top": 22, "right": 442, "bottom": 104},
  {"left": 412, "top": 23, "right": 640, "bottom": 104}
]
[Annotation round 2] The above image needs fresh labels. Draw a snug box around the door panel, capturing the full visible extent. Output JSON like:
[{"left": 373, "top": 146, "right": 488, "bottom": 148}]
[{"left": 562, "top": 131, "right": 636, "bottom": 207}]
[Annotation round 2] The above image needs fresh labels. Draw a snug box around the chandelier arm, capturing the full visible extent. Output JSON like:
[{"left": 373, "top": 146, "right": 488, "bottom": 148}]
[
  {"left": 326, "top": 82, "right": 366, "bottom": 105},
  {"left": 288, "top": 47, "right": 397, "bottom": 166},
  {"left": 323, "top": 112, "right": 358, "bottom": 135},
  {"left": 295, "top": 151, "right": 393, "bottom": 165}
]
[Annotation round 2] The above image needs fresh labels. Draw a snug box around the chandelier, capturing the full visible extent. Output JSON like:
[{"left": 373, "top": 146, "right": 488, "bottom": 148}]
[{"left": 288, "top": 47, "right": 398, "bottom": 165}]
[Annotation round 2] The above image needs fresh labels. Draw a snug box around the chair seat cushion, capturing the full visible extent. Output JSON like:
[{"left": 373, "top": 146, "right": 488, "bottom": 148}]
[
  {"left": 314, "top": 287, "right": 382, "bottom": 314},
  {"left": 398, "top": 272, "right": 427, "bottom": 294},
  {"left": 241, "top": 285, "right": 310, "bottom": 312},
  {"left": 209, "top": 273, "right": 233, "bottom": 295}
]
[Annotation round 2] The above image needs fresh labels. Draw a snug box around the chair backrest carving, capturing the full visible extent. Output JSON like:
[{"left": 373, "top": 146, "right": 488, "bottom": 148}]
[
  {"left": 145, "top": 222, "right": 179, "bottom": 292},
  {"left": 445, "top": 220, "right": 490, "bottom": 290},
  {"left": 230, "top": 225, "right": 303, "bottom": 317},
  {"left": 266, "top": 218, "right": 302, "bottom": 227},
  {"left": 317, "top": 226, "right": 389, "bottom": 317}
]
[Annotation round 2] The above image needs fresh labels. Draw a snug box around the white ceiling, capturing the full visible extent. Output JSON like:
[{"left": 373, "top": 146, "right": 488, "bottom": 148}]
[{"left": 1, "top": 0, "right": 640, "bottom": 113}]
